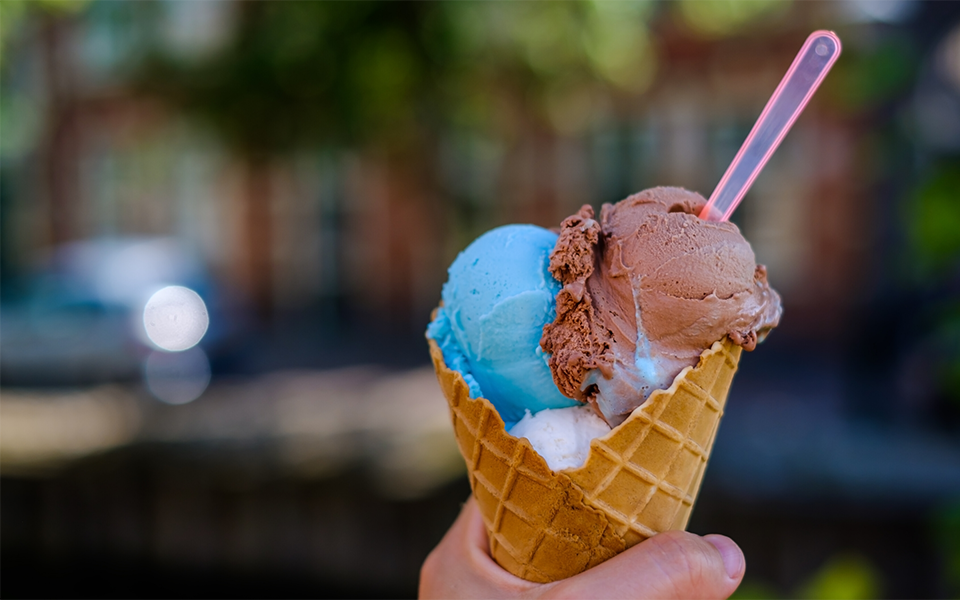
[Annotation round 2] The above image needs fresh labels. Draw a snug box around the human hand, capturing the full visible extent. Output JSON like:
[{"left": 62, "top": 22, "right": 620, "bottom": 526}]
[{"left": 420, "top": 497, "right": 745, "bottom": 599}]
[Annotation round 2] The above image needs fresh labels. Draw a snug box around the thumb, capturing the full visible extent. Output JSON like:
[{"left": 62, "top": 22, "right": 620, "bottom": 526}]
[{"left": 543, "top": 530, "right": 745, "bottom": 600}]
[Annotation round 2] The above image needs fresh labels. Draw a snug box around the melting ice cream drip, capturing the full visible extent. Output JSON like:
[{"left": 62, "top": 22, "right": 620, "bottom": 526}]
[
  {"left": 631, "top": 282, "right": 668, "bottom": 389},
  {"left": 580, "top": 278, "right": 673, "bottom": 426}
]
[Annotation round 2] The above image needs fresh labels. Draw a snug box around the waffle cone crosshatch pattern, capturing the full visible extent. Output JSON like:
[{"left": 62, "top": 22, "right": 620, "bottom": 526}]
[{"left": 429, "top": 336, "right": 742, "bottom": 582}]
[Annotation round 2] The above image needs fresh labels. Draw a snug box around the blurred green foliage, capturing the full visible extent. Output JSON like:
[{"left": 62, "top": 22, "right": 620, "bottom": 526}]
[
  {"left": 907, "top": 161, "right": 960, "bottom": 276},
  {"left": 795, "top": 553, "right": 883, "bottom": 600},
  {"left": 828, "top": 34, "right": 919, "bottom": 112},
  {"left": 138, "top": 2, "right": 446, "bottom": 157},
  {"left": 125, "top": 0, "right": 883, "bottom": 163},
  {"left": 502, "top": 0, "right": 656, "bottom": 90},
  {"left": 135, "top": 1, "right": 659, "bottom": 158},
  {"left": 677, "top": 0, "right": 789, "bottom": 38},
  {"left": 933, "top": 302, "right": 960, "bottom": 408},
  {"left": 0, "top": 0, "right": 89, "bottom": 68},
  {"left": 932, "top": 502, "right": 960, "bottom": 597},
  {"left": 734, "top": 552, "right": 887, "bottom": 600},
  {"left": 904, "top": 160, "right": 960, "bottom": 408}
]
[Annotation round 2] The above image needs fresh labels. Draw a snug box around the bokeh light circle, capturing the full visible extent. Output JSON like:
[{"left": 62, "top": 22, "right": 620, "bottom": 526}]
[
  {"left": 144, "top": 347, "right": 211, "bottom": 405},
  {"left": 143, "top": 286, "right": 209, "bottom": 351}
]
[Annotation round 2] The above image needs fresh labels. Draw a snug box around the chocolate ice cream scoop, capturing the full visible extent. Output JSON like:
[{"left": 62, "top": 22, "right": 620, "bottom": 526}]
[{"left": 541, "top": 186, "right": 782, "bottom": 425}]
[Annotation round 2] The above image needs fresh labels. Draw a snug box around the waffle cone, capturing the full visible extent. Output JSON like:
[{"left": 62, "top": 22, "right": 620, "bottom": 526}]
[{"left": 429, "top": 336, "right": 742, "bottom": 583}]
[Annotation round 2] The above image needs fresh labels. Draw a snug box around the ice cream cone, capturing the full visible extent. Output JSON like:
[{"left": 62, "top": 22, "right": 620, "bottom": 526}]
[{"left": 428, "top": 335, "right": 742, "bottom": 583}]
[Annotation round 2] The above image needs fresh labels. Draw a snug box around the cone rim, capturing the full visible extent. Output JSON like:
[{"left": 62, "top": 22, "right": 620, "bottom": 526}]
[
  {"left": 560, "top": 338, "right": 727, "bottom": 474},
  {"left": 427, "top": 328, "right": 733, "bottom": 475}
]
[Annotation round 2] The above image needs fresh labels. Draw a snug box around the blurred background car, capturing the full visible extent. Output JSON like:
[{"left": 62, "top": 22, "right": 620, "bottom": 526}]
[
  {"left": 1, "top": 236, "right": 229, "bottom": 385},
  {"left": 2, "top": 1, "right": 959, "bottom": 598}
]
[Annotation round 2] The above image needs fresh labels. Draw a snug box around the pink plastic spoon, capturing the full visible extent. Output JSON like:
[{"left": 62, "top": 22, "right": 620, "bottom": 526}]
[{"left": 700, "top": 30, "right": 842, "bottom": 222}]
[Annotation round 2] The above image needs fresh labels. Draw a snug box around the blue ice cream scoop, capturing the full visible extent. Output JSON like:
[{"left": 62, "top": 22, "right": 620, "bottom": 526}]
[{"left": 427, "top": 224, "right": 577, "bottom": 426}]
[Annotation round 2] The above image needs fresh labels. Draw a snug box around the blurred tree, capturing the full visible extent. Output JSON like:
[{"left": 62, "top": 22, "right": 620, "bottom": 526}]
[
  {"left": 0, "top": 0, "right": 89, "bottom": 276},
  {"left": 137, "top": 1, "right": 453, "bottom": 315},
  {"left": 0, "top": 0, "right": 88, "bottom": 69},
  {"left": 136, "top": 1, "right": 659, "bottom": 154},
  {"left": 132, "top": 0, "right": 660, "bottom": 317}
]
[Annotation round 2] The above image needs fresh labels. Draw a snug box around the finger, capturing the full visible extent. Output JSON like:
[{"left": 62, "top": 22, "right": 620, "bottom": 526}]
[
  {"left": 420, "top": 497, "right": 536, "bottom": 599},
  {"left": 462, "top": 496, "right": 493, "bottom": 555},
  {"left": 458, "top": 498, "right": 539, "bottom": 593},
  {"left": 540, "top": 530, "right": 745, "bottom": 600}
]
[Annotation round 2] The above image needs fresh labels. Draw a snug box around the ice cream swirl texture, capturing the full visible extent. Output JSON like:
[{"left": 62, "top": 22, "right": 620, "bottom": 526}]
[{"left": 541, "top": 187, "right": 782, "bottom": 425}]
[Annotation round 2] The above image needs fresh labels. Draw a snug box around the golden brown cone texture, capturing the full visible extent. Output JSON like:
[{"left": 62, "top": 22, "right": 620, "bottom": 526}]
[{"left": 429, "top": 336, "right": 742, "bottom": 583}]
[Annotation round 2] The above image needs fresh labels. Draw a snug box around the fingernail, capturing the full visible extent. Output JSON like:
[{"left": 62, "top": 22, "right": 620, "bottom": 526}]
[{"left": 705, "top": 535, "right": 745, "bottom": 579}]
